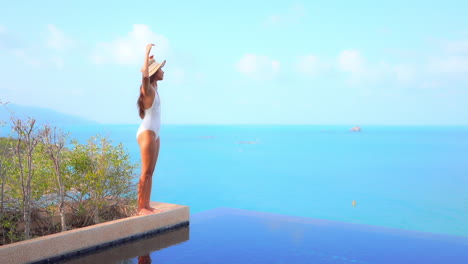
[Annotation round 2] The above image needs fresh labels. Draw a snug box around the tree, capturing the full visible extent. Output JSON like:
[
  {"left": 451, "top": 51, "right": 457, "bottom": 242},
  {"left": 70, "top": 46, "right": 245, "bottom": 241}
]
[
  {"left": 0, "top": 100, "right": 8, "bottom": 214},
  {"left": 40, "top": 124, "right": 68, "bottom": 232},
  {"left": 68, "top": 135, "right": 137, "bottom": 225},
  {"left": 11, "top": 117, "right": 40, "bottom": 239}
]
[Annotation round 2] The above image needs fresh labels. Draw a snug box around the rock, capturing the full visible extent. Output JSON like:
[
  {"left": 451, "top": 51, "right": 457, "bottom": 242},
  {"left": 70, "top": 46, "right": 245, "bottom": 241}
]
[{"left": 350, "top": 126, "right": 361, "bottom": 132}]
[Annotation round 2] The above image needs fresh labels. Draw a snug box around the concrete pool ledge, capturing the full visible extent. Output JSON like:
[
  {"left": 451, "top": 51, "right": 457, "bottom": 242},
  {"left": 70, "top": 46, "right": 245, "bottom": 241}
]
[{"left": 0, "top": 202, "right": 190, "bottom": 264}]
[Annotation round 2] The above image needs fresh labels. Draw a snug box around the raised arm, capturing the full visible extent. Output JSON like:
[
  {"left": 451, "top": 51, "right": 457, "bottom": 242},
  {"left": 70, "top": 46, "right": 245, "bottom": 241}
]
[{"left": 140, "top": 43, "right": 154, "bottom": 96}]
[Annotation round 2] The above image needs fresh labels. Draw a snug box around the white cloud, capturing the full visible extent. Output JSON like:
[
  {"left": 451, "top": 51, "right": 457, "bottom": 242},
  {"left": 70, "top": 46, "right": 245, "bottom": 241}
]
[
  {"left": 420, "top": 40, "right": 468, "bottom": 82},
  {"left": 335, "top": 40, "right": 468, "bottom": 86},
  {"left": 338, "top": 50, "right": 368, "bottom": 84},
  {"left": 420, "top": 81, "right": 441, "bottom": 88},
  {"left": 446, "top": 40, "right": 468, "bottom": 54},
  {"left": 265, "top": 15, "right": 282, "bottom": 25},
  {"left": 47, "top": 24, "right": 73, "bottom": 51},
  {"left": 338, "top": 50, "right": 365, "bottom": 74},
  {"left": 290, "top": 3, "right": 306, "bottom": 17},
  {"left": 333, "top": 45, "right": 468, "bottom": 87},
  {"left": 91, "top": 24, "right": 169, "bottom": 65},
  {"left": 236, "top": 54, "right": 280, "bottom": 80},
  {"left": 334, "top": 43, "right": 468, "bottom": 87},
  {"left": 264, "top": 3, "right": 305, "bottom": 27},
  {"left": 296, "top": 55, "right": 330, "bottom": 77},
  {"left": 13, "top": 49, "right": 41, "bottom": 66},
  {"left": 430, "top": 56, "right": 468, "bottom": 74},
  {"left": 393, "top": 64, "right": 415, "bottom": 83},
  {"left": 51, "top": 56, "right": 64, "bottom": 69},
  {"left": 338, "top": 50, "right": 395, "bottom": 85}
]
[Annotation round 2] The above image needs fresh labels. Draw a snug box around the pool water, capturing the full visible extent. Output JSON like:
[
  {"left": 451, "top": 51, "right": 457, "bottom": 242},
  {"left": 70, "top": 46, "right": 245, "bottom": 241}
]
[{"left": 59, "top": 208, "right": 468, "bottom": 264}]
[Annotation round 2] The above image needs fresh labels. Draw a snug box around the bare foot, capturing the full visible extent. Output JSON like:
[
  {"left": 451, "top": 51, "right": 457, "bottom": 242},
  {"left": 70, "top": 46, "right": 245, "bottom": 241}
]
[
  {"left": 147, "top": 206, "right": 163, "bottom": 213},
  {"left": 137, "top": 208, "right": 154, "bottom": 216}
]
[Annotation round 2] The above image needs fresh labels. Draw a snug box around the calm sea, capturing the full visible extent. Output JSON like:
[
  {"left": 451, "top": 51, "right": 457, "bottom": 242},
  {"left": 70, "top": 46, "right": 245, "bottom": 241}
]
[{"left": 63, "top": 124, "right": 468, "bottom": 237}]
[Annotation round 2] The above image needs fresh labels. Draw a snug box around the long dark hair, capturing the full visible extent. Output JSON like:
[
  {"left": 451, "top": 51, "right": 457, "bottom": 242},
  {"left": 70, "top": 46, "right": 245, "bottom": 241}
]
[{"left": 137, "top": 73, "right": 158, "bottom": 119}]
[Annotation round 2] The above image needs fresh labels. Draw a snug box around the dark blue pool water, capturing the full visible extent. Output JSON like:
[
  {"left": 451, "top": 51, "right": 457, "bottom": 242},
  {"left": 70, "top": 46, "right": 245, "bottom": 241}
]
[{"left": 60, "top": 208, "right": 468, "bottom": 263}]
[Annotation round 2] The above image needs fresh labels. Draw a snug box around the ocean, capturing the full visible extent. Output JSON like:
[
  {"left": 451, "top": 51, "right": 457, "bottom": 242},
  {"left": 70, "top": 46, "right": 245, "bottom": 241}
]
[{"left": 63, "top": 124, "right": 468, "bottom": 237}]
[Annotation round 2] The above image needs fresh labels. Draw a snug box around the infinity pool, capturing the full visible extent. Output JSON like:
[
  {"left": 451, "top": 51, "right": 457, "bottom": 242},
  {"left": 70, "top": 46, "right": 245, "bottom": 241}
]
[{"left": 57, "top": 208, "right": 468, "bottom": 264}]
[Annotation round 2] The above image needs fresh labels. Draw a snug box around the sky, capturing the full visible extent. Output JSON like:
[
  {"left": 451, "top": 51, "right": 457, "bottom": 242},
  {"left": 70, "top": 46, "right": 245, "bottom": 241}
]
[{"left": 1, "top": 0, "right": 468, "bottom": 125}]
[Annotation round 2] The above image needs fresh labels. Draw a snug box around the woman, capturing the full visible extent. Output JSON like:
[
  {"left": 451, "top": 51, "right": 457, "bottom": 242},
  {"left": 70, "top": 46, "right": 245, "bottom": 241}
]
[{"left": 136, "top": 43, "right": 166, "bottom": 215}]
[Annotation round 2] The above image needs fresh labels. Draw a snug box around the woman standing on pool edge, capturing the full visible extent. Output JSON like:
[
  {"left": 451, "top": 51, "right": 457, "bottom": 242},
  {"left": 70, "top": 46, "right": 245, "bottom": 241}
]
[{"left": 136, "top": 43, "right": 166, "bottom": 216}]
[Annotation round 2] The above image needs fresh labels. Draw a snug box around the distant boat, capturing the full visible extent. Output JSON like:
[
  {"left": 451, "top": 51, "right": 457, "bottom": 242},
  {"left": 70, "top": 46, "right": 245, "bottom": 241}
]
[{"left": 350, "top": 126, "right": 361, "bottom": 132}]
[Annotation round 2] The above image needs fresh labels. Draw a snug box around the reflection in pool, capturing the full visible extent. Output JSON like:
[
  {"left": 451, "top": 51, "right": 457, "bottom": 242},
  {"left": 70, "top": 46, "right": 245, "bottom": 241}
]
[
  {"left": 59, "top": 226, "right": 189, "bottom": 264},
  {"left": 61, "top": 208, "right": 468, "bottom": 264}
]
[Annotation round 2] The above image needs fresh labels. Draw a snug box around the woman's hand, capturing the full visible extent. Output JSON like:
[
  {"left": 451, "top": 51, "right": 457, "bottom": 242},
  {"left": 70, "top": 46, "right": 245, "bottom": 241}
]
[
  {"left": 141, "top": 43, "right": 155, "bottom": 73},
  {"left": 141, "top": 43, "right": 155, "bottom": 83},
  {"left": 146, "top": 43, "right": 154, "bottom": 55}
]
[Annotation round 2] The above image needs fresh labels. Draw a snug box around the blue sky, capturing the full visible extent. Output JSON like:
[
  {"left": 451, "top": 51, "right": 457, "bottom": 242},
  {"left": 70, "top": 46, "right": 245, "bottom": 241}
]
[{"left": 1, "top": 0, "right": 467, "bottom": 125}]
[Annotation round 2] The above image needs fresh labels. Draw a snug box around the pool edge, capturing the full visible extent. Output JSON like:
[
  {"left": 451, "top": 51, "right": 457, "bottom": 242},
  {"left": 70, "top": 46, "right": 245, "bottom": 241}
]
[{"left": 0, "top": 202, "right": 189, "bottom": 264}]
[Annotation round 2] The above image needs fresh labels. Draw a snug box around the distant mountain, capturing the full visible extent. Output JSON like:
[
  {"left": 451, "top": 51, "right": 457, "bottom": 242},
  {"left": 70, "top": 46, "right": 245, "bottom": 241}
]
[{"left": 0, "top": 104, "right": 99, "bottom": 126}]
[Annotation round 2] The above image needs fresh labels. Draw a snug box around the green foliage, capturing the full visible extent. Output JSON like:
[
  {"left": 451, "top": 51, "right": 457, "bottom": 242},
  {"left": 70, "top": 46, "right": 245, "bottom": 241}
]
[
  {"left": 67, "top": 135, "right": 138, "bottom": 225},
  {"left": 0, "top": 211, "right": 23, "bottom": 243},
  {"left": 0, "top": 116, "right": 138, "bottom": 244}
]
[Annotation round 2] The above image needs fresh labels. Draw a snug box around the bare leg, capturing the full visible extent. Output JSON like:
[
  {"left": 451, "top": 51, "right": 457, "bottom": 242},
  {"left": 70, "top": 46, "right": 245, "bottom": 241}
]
[
  {"left": 137, "top": 131, "right": 157, "bottom": 215},
  {"left": 146, "top": 176, "right": 152, "bottom": 208},
  {"left": 146, "top": 137, "right": 162, "bottom": 212}
]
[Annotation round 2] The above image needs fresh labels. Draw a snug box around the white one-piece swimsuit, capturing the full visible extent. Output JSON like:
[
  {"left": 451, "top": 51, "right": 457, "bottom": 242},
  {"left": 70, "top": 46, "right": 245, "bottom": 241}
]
[{"left": 136, "top": 88, "right": 161, "bottom": 139}]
